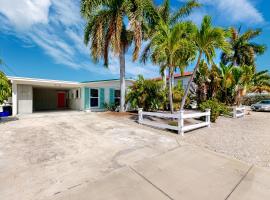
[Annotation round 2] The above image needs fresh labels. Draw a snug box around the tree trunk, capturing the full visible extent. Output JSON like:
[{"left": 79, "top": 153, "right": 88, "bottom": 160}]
[
  {"left": 119, "top": 48, "right": 125, "bottom": 112},
  {"left": 168, "top": 67, "right": 174, "bottom": 114},
  {"left": 162, "top": 68, "right": 167, "bottom": 90},
  {"left": 180, "top": 51, "right": 202, "bottom": 111}
]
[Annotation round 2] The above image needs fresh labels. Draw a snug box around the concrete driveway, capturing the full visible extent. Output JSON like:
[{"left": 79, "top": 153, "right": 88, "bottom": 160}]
[
  {"left": 0, "top": 111, "right": 269, "bottom": 200},
  {"left": 0, "top": 111, "right": 179, "bottom": 200}
]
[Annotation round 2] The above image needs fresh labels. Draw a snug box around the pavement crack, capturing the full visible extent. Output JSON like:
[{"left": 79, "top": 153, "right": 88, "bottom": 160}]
[
  {"left": 129, "top": 166, "right": 174, "bottom": 200},
  {"left": 224, "top": 165, "right": 254, "bottom": 200}
]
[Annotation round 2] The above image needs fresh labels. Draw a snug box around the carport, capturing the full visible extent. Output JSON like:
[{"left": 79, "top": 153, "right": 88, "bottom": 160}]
[{"left": 8, "top": 77, "right": 82, "bottom": 115}]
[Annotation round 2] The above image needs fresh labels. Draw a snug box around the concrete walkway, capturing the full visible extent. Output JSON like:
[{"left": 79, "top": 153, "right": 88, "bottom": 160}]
[{"left": 54, "top": 145, "right": 270, "bottom": 200}]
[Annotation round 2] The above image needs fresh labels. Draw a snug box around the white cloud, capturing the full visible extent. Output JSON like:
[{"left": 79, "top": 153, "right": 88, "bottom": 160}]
[
  {"left": 0, "top": 0, "right": 159, "bottom": 78},
  {"left": 179, "top": 0, "right": 264, "bottom": 25},
  {"left": 0, "top": 0, "right": 51, "bottom": 30}
]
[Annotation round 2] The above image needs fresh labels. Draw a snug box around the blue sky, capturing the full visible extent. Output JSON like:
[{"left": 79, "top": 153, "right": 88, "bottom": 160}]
[{"left": 0, "top": 0, "right": 269, "bottom": 82}]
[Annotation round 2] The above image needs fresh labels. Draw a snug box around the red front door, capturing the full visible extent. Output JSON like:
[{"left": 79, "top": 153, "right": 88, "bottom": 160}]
[{"left": 57, "top": 92, "right": 66, "bottom": 108}]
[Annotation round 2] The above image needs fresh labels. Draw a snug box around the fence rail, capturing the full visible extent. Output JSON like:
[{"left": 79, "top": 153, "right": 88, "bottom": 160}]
[
  {"left": 233, "top": 106, "right": 245, "bottom": 118},
  {"left": 138, "top": 109, "right": 211, "bottom": 136}
]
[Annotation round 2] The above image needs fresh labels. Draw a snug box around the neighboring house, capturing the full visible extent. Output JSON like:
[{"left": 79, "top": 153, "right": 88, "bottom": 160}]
[
  {"left": 8, "top": 76, "right": 134, "bottom": 116},
  {"left": 153, "top": 72, "right": 193, "bottom": 90}
]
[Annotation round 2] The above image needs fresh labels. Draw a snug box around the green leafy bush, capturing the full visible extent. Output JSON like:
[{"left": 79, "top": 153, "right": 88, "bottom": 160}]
[
  {"left": 241, "top": 94, "right": 270, "bottom": 106},
  {"left": 127, "top": 75, "right": 166, "bottom": 111},
  {"left": 103, "top": 102, "right": 118, "bottom": 111},
  {"left": 199, "top": 99, "right": 229, "bottom": 122},
  {"left": 0, "top": 71, "right": 11, "bottom": 104}
]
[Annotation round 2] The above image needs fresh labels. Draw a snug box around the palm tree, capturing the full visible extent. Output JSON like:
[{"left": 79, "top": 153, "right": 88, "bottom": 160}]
[
  {"left": 221, "top": 27, "right": 266, "bottom": 66},
  {"left": 194, "top": 60, "right": 210, "bottom": 104},
  {"left": 218, "top": 63, "right": 234, "bottom": 103},
  {"left": 250, "top": 70, "right": 270, "bottom": 93},
  {"left": 81, "top": 0, "right": 155, "bottom": 112},
  {"left": 141, "top": 0, "right": 200, "bottom": 89},
  {"left": 180, "top": 16, "right": 231, "bottom": 110},
  {"left": 149, "top": 21, "right": 196, "bottom": 113}
]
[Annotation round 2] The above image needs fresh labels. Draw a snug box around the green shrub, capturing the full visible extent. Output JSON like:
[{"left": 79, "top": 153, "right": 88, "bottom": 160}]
[
  {"left": 199, "top": 99, "right": 229, "bottom": 122},
  {"left": 103, "top": 102, "right": 118, "bottom": 111},
  {"left": 127, "top": 75, "right": 166, "bottom": 111},
  {"left": 0, "top": 71, "right": 11, "bottom": 104},
  {"left": 241, "top": 94, "right": 270, "bottom": 106}
]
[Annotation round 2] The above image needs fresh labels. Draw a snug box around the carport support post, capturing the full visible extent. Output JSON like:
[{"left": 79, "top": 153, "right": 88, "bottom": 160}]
[
  {"left": 178, "top": 110, "right": 184, "bottom": 136},
  {"left": 138, "top": 108, "right": 143, "bottom": 124},
  {"left": 206, "top": 109, "right": 211, "bottom": 127},
  {"left": 12, "top": 82, "right": 17, "bottom": 116}
]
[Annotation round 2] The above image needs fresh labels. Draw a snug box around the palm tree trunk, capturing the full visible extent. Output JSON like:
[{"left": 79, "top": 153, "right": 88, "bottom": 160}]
[
  {"left": 119, "top": 48, "right": 125, "bottom": 112},
  {"left": 162, "top": 68, "right": 167, "bottom": 90},
  {"left": 168, "top": 67, "right": 174, "bottom": 114},
  {"left": 180, "top": 51, "right": 202, "bottom": 110}
]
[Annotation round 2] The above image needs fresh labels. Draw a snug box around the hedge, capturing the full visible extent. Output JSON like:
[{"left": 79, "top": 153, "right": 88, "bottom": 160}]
[{"left": 241, "top": 94, "right": 270, "bottom": 106}]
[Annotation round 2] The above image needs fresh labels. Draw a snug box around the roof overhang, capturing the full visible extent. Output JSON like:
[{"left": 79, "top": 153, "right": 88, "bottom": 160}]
[{"left": 8, "top": 76, "right": 80, "bottom": 89}]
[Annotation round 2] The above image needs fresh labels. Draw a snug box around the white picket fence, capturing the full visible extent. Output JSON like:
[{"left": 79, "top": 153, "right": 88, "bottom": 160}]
[
  {"left": 232, "top": 106, "right": 245, "bottom": 118},
  {"left": 138, "top": 108, "right": 211, "bottom": 136}
]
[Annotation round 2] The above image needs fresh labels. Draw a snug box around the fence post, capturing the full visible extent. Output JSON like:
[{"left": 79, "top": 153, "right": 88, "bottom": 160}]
[
  {"left": 178, "top": 110, "right": 184, "bottom": 136},
  {"left": 138, "top": 108, "right": 143, "bottom": 124},
  {"left": 206, "top": 109, "right": 211, "bottom": 127},
  {"left": 233, "top": 107, "right": 237, "bottom": 118}
]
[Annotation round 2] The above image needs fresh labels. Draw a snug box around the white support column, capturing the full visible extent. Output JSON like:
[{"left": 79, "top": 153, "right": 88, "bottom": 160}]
[
  {"left": 80, "top": 87, "right": 84, "bottom": 111},
  {"left": 138, "top": 108, "right": 143, "bottom": 124},
  {"left": 178, "top": 110, "right": 184, "bottom": 136},
  {"left": 12, "top": 82, "right": 17, "bottom": 116},
  {"left": 206, "top": 109, "right": 211, "bottom": 127}
]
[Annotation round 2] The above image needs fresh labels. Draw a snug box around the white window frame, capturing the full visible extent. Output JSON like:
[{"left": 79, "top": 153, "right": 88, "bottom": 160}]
[{"left": 89, "top": 88, "right": 99, "bottom": 108}]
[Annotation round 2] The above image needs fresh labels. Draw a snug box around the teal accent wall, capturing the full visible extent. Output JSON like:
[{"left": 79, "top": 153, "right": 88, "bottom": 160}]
[
  {"left": 84, "top": 87, "right": 90, "bottom": 109},
  {"left": 99, "top": 88, "right": 105, "bottom": 108},
  {"left": 109, "top": 88, "right": 115, "bottom": 104}
]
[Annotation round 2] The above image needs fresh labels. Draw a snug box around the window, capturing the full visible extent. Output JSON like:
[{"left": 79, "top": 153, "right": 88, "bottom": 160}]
[
  {"left": 114, "top": 90, "right": 120, "bottom": 106},
  {"left": 90, "top": 89, "right": 99, "bottom": 107}
]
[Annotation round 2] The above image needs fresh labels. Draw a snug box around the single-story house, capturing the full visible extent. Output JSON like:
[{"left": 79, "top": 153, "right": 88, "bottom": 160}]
[{"left": 8, "top": 76, "right": 134, "bottom": 116}]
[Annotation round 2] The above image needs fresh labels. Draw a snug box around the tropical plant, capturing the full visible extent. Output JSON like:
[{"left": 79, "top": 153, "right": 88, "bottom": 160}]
[
  {"left": 249, "top": 70, "right": 270, "bottom": 93},
  {"left": 146, "top": 20, "right": 196, "bottom": 113},
  {"left": 180, "top": 16, "right": 231, "bottom": 110},
  {"left": 221, "top": 27, "right": 266, "bottom": 66},
  {"left": 126, "top": 75, "right": 166, "bottom": 111},
  {"left": 81, "top": 0, "right": 156, "bottom": 112},
  {"left": 141, "top": 0, "right": 200, "bottom": 112},
  {"left": 199, "top": 99, "right": 229, "bottom": 122},
  {"left": 103, "top": 102, "right": 118, "bottom": 111},
  {"left": 0, "top": 70, "right": 11, "bottom": 105},
  {"left": 172, "top": 81, "right": 191, "bottom": 110}
]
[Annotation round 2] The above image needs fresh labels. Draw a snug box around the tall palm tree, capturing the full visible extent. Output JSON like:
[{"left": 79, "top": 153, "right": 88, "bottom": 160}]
[
  {"left": 221, "top": 27, "right": 266, "bottom": 66},
  {"left": 81, "top": 0, "right": 155, "bottom": 112},
  {"left": 149, "top": 21, "right": 196, "bottom": 113},
  {"left": 180, "top": 16, "right": 231, "bottom": 110},
  {"left": 141, "top": 0, "right": 200, "bottom": 89}
]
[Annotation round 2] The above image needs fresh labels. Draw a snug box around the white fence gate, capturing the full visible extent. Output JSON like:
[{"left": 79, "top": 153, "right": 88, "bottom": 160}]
[
  {"left": 233, "top": 106, "right": 245, "bottom": 118},
  {"left": 138, "top": 109, "right": 211, "bottom": 136}
]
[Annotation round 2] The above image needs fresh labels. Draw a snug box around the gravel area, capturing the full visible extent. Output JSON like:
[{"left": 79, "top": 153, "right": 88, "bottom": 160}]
[
  {"left": 180, "top": 109, "right": 270, "bottom": 168},
  {"left": 102, "top": 109, "right": 270, "bottom": 168}
]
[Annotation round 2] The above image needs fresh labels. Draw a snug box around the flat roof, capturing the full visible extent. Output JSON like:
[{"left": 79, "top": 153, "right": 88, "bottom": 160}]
[{"left": 7, "top": 76, "right": 135, "bottom": 85}]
